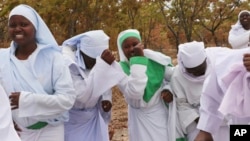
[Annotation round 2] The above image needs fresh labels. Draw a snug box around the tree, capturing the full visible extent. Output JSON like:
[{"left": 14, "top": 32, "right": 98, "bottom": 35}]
[{"left": 197, "top": 0, "right": 243, "bottom": 46}]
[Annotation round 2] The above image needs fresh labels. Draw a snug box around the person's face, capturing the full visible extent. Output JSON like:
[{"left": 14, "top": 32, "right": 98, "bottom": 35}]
[
  {"left": 185, "top": 59, "right": 207, "bottom": 77},
  {"left": 8, "top": 15, "right": 36, "bottom": 47},
  {"left": 122, "top": 37, "right": 140, "bottom": 60},
  {"left": 81, "top": 51, "right": 96, "bottom": 69},
  {"left": 239, "top": 12, "right": 250, "bottom": 29}
]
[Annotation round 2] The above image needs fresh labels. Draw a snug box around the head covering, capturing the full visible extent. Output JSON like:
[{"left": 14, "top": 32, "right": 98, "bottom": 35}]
[
  {"left": 178, "top": 41, "right": 206, "bottom": 68},
  {"left": 117, "top": 29, "right": 172, "bottom": 66},
  {"left": 63, "top": 30, "right": 109, "bottom": 58},
  {"left": 230, "top": 10, "right": 250, "bottom": 35},
  {"left": 8, "top": 4, "right": 58, "bottom": 48},
  {"left": 117, "top": 29, "right": 141, "bottom": 62}
]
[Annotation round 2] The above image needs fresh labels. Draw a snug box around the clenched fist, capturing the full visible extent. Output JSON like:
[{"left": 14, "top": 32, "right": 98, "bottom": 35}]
[{"left": 101, "top": 49, "right": 115, "bottom": 65}]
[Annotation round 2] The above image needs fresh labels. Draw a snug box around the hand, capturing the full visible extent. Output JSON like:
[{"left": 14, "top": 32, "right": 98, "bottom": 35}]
[
  {"left": 13, "top": 121, "right": 22, "bottom": 136},
  {"left": 133, "top": 43, "right": 144, "bottom": 56},
  {"left": 243, "top": 53, "right": 250, "bottom": 71},
  {"left": 161, "top": 89, "right": 173, "bottom": 103},
  {"left": 9, "top": 92, "right": 20, "bottom": 110},
  {"left": 101, "top": 49, "right": 115, "bottom": 65},
  {"left": 194, "top": 130, "right": 214, "bottom": 141},
  {"left": 102, "top": 100, "right": 112, "bottom": 112}
]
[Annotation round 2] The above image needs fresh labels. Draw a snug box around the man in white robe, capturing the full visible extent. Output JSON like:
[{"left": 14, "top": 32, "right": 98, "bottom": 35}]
[
  {"left": 62, "top": 30, "right": 125, "bottom": 141},
  {"left": 171, "top": 41, "right": 207, "bottom": 141},
  {"left": 0, "top": 4, "right": 76, "bottom": 141},
  {"left": 171, "top": 41, "right": 230, "bottom": 141},
  {"left": 228, "top": 10, "right": 250, "bottom": 49},
  {"left": 116, "top": 29, "right": 174, "bottom": 141},
  {"left": 0, "top": 84, "right": 21, "bottom": 141}
]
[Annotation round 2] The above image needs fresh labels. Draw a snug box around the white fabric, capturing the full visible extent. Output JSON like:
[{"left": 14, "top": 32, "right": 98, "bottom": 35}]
[
  {"left": 197, "top": 47, "right": 250, "bottom": 138},
  {"left": 167, "top": 96, "right": 187, "bottom": 141},
  {"left": 228, "top": 10, "right": 250, "bottom": 49},
  {"left": 62, "top": 30, "right": 109, "bottom": 59},
  {"left": 0, "top": 85, "right": 21, "bottom": 141},
  {"left": 117, "top": 29, "right": 172, "bottom": 66},
  {"left": 117, "top": 29, "right": 141, "bottom": 62},
  {"left": 218, "top": 63, "right": 250, "bottom": 118},
  {"left": 19, "top": 124, "right": 64, "bottom": 141},
  {"left": 0, "top": 43, "right": 76, "bottom": 141},
  {"left": 171, "top": 64, "right": 202, "bottom": 133},
  {"left": 62, "top": 31, "right": 126, "bottom": 141},
  {"left": 117, "top": 29, "right": 174, "bottom": 141},
  {"left": 8, "top": 4, "right": 59, "bottom": 50},
  {"left": 178, "top": 41, "right": 206, "bottom": 68},
  {"left": 172, "top": 47, "right": 232, "bottom": 140}
]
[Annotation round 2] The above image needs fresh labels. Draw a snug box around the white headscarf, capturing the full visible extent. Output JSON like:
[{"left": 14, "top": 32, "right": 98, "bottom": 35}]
[
  {"left": 178, "top": 41, "right": 206, "bottom": 68},
  {"left": 230, "top": 10, "right": 250, "bottom": 36},
  {"left": 63, "top": 30, "right": 109, "bottom": 58},
  {"left": 177, "top": 41, "right": 207, "bottom": 82},
  {"left": 62, "top": 30, "right": 109, "bottom": 69},
  {"left": 8, "top": 4, "right": 59, "bottom": 49},
  {"left": 117, "top": 29, "right": 172, "bottom": 66}
]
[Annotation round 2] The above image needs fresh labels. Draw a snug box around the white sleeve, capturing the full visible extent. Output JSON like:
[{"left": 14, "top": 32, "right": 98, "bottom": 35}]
[
  {"left": 197, "top": 69, "right": 225, "bottom": 134},
  {"left": 118, "top": 63, "right": 148, "bottom": 100}
]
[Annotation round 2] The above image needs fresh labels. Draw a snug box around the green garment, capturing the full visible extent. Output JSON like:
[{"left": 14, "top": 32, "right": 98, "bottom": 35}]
[
  {"left": 176, "top": 138, "right": 187, "bottom": 141},
  {"left": 120, "top": 56, "right": 165, "bottom": 102}
]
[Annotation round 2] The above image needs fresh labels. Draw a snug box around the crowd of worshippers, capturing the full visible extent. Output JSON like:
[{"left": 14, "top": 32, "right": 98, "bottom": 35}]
[{"left": 1, "top": 4, "right": 250, "bottom": 141}]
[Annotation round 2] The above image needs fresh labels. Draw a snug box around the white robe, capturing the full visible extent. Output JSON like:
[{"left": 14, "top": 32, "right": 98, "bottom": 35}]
[
  {"left": 172, "top": 47, "right": 232, "bottom": 141},
  {"left": 0, "top": 85, "right": 21, "bottom": 141},
  {"left": 63, "top": 46, "right": 125, "bottom": 141},
  {"left": 197, "top": 47, "right": 250, "bottom": 141},
  {"left": 118, "top": 56, "right": 174, "bottom": 141},
  {"left": 0, "top": 44, "right": 76, "bottom": 141},
  {"left": 228, "top": 19, "right": 250, "bottom": 49}
]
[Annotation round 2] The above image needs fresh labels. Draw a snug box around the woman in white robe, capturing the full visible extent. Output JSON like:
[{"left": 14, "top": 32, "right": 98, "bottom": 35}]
[
  {"left": 0, "top": 4, "right": 76, "bottom": 141},
  {"left": 117, "top": 29, "right": 174, "bottom": 141},
  {"left": 62, "top": 30, "right": 125, "bottom": 141},
  {"left": 0, "top": 84, "right": 21, "bottom": 141},
  {"left": 228, "top": 10, "right": 250, "bottom": 49}
]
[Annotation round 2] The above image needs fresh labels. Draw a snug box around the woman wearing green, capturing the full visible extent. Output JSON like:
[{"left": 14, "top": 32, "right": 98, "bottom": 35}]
[{"left": 117, "top": 29, "right": 176, "bottom": 141}]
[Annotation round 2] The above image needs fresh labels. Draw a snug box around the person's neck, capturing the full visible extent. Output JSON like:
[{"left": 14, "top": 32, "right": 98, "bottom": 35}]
[
  {"left": 15, "top": 43, "right": 37, "bottom": 60},
  {"left": 243, "top": 24, "right": 250, "bottom": 30}
]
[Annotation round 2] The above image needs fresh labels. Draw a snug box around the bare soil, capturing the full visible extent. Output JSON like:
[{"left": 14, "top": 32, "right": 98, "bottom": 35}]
[{"left": 109, "top": 86, "right": 128, "bottom": 141}]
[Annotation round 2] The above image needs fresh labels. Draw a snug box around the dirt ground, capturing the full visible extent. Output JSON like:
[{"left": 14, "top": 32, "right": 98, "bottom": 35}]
[{"left": 109, "top": 86, "right": 129, "bottom": 141}]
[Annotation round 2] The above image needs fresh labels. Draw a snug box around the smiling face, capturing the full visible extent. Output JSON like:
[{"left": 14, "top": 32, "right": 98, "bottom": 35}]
[
  {"left": 239, "top": 11, "right": 250, "bottom": 30},
  {"left": 121, "top": 37, "right": 140, "bottom": 60},
  {"left": 8, "top": 15, "right": 36, "bottom": 47}
]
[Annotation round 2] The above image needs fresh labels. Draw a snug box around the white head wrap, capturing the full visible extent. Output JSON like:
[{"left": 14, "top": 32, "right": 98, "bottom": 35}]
[
  {"left": 230, "top": 10, "right": 250, "bottom": 35},
  {"left": 8, "top": 4, "right": 58, "bottom": 48},
  {"left": 178, "top": 41, "right": 206, "bottom": 68},
  {"left": 63, "top": 30, "right": 109, "bottom": 58}
]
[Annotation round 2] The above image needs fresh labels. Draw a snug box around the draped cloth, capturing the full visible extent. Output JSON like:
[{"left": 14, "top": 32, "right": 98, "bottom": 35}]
[
  {"left": 219, "top": 63, "right": 250, "bottom": 118},
  {"left": 0, "top": 4, "right": 76, "bottom": 141},
  {"left": 197, "top": 47, "right": 250, "bottom": 140},
  {"left": 117, "top": 29, "right": 174, "bottom": 141},
  {"left": 0, "top": 85, "right": 21, "bottom": 141},
  {"left": 62, "top": 30, "right": 126, "bottom": 141}
]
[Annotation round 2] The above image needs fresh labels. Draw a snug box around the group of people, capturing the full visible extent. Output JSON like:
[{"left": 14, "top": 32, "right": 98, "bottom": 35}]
[{"left": 1, "top": 3, "right": 250, "bottom": 141}]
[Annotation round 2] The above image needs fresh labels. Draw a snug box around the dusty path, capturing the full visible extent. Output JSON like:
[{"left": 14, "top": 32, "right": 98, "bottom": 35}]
[{"left": 109, "top": 87, "right": 128, "bottom": 141}]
